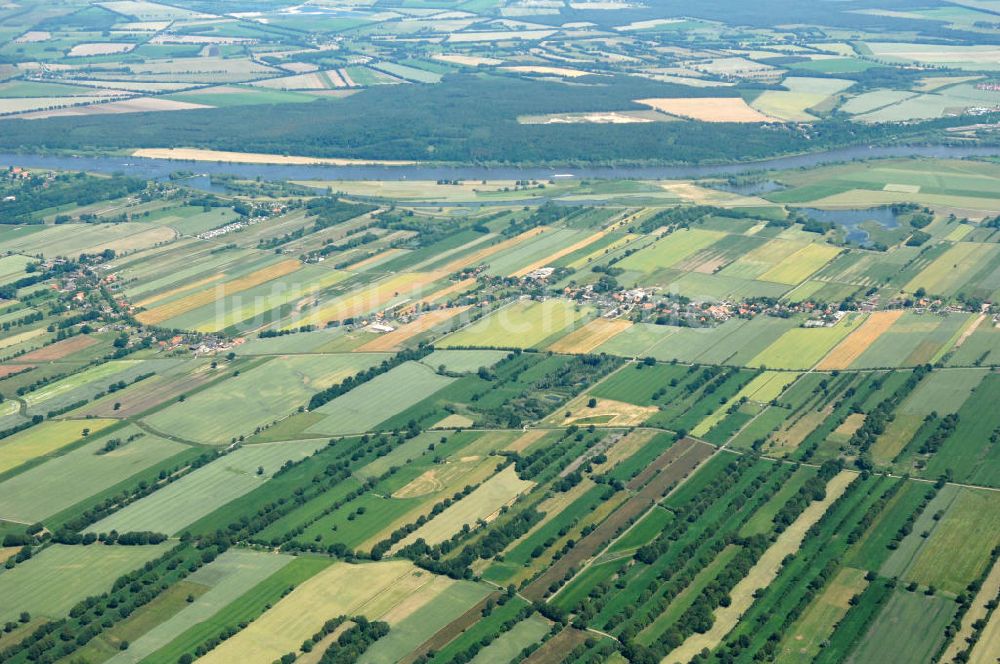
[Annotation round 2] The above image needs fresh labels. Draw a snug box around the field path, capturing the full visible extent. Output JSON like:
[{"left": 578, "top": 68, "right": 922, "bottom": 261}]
[{"left": 661, "top": 470, "right": 857, "bottom": 664}]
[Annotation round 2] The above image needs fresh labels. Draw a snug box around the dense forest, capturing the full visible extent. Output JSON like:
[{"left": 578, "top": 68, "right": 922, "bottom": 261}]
[{"left": 0, "top": 75, "right": 988, "bottom": 165}]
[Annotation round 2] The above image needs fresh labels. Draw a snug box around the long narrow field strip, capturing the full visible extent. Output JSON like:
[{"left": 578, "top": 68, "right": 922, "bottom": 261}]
[
  {"left": 617, "top": 228, "right": 726, "bottom": 273},
  {"left": 14, "top": 334, "right": 97, "bottom": 362},
  {"left": 287, "top": 271, "right": 447, "bottom": 329},
  {"left": 549, "top": 318, "right": 633, "bottom": 354},
  {"left": 441, "top": 299, "right": 591, "bottom": 349},
  {"left": 437, "top": 227, "right": 548, "bottom": 273},
  {"left": 0, "top": 426, "right": 187, "bottom": 523},
  {"left": 636, "top": 97, "right": 775, "bottom": 122},
  {"left": 356, "top": 306, "right": 470, "bottom": 352},
  {"left": 137, "top": 259, "right": 302, "bottom": 325},
  {"left": 0, "top": 419, "right": 117, "bottom": 475},
  {"left": 144, "top": 354, "right": 386, "bottom": 444},
  {"left": 904, "top": 242, "right": 1000, "bottom": 296},
  {"left": 104, "top": 550, "right": 296, "bottom": 664},
  {"left": 758, "top": 243, "right": 842, "bottom": 285},
  {"left": 750, "top": 315, "right": 861, "bottom": 370},
  {"left": 86, "top": 440, "right": 330, "bottom": 535},
  {"left": 816, "top": 310, "right": 905, "bottom": 370},
  {"left": 393, "top": 466, "right": 534, "bottom": 549},
  {"left": 525, "top": 438, "right": 715, "bottom": 601},
  {"left": 510, "top": 228, "right": 612, "bottom": 277},
  {"left": 306, "top": 361, "right": 456, "bottom": 435},
  {"left": 198, "top": 560, "right": 485, "bottom": 664},
  {"left": 778, "top": 567, "right": 870, "bottom": 663},
  {"left": 663, "top": 471, "right": 857, "bottom": 663},
  {"left": 942, "top": 555, "right": 1000, "bottom": 664},
  {"left": 0, "top": 543, "right": 172, "bottom": 622}
]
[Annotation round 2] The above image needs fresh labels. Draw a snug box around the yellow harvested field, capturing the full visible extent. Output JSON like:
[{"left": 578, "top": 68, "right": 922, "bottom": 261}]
[
  {"left": 418, "top": 278, "right": 477, "bottom": 306},
  {"left": 433, "top": 413, "right": 474, "bottom": 428},
  {"left": 393, "top": 466, "right": 534, "bottom": 549},
  {"left": 664, "top": 471, "right": 857, "bottom": 663},
  {"left": 816, "top": 310, "right": 904, "bottom": 370},
  {"left": 557, "top": 397, "right": 658, "bottom": 428},
  {"left": 68, "top": 42, "right": 135, "bottom": 57},
  {"left": 289, "top": 271, "right": 445, "bottom": 329},
  {"left": 438, "top": 227, "right": 548, "bottom": 273},
  {"left": 511, "top": 229, "right": 611, "bottom": 278},
  {"left": 346, "top": 248, "right": 404, "bottom": 270},
  {"left": 0, "top": 419, "right": 117, "bottom": 474},
  {"left": 200, "top": 560, "right": 437, "bottom": 664},
  {"left": 505, "top": 429, "right": 549, "bottom": 453},
  {"left": 392, "top": 456, "right": 496, "bottom": 499},
  {"left": 356, "top": 306, "right": 469, "bottom": 352},
  {"left": 834, "top": 412, "right": 866, "bottom": 438},
  {"left": 502, "top": 65, "right": 591, "bottom": 77},
  {"left": 758, "top": 243, "right": 841, "bottom": 284},
  {"left": 135, "top": 272, "right": 225, "bottom": 309},
  {"left": 549, "top": 318, "right": 632, "bottom": 354},
  {"left": 433, "top": 53, "right": 503, "bottom": 67},
  {"left": 132, "top": 148, "right": 418, "bottom": 166},
  {"left": 137, "top": 259, "right": 302, "bottom": 325},
  {"left": 23, "top": 97, "right": 210, "bottom": 119},
  {"left": 944, "top": 556, "right": 1000, "bottom": 663},
  {"left": 636, "top": 97, "right": 775, "bottom": 122}
]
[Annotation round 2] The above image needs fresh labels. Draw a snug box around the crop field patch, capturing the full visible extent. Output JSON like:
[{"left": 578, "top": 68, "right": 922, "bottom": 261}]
[
  {"left": 0, "top": 543, "right": 172, "bottom": 623},
  {"left": 749, "top": 315, "right": 860, "bottom": 370},
  {"left": 817, "top": 310, "right": 905, "bottom": 370},
  {"left": 394, "top": 466, "right": 534, "bottom": 548},
  {"left": 307, "top": 361, "right": 456, "bottom": 436},
  {"left": 87, "top": 439, "right": 330, "bottom": 535},
  {"left": 637, "top": 97, "right": 775, "bottom": 122},
  {"left": 0, "top": 419, "right": 117, "bottom": 475},
  {"left": 441, "top": 299, "right": 590, "bottom": 349},
  {"left": 144, "top": 354, "right": 387, "bottom": 444},
  {"left": 548, "top": 318, "right": 632, "bottom": 354},
  {"left": 0, "top": 425, "right": 187, "bottom": 523}
]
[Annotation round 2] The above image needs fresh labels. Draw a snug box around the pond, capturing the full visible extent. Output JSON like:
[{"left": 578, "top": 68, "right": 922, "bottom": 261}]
[{"left": 793, "top": 206, "right": 902, "bottom": 244}]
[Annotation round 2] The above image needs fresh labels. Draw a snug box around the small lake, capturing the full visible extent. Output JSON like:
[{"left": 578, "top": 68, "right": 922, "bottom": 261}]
[{"left": 793, "top": 207, "right": 901, "bottom": 244}]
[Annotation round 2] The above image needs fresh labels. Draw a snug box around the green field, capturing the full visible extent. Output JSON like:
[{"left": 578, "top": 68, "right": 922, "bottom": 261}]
[
  {"left": 87, "top": 440, "right": 329, "bottom": 535},
  {"left": 0, "top": 543, "right": 172, "bottom": 622},
  {"left": 0, "top": 425, "right": 188, "bottom": 522},
  {"left": 143, "top": 354, "right": 387, "bottom": 444},
  {"left": 306, "top": 361, "right": 456, "bottom": 435},
  {"left": 441, "top": 299, "right": 590, "bottom": 349}
]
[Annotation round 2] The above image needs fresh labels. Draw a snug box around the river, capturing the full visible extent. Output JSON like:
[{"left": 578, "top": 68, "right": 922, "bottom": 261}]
[{"left": 1, "top": 145, "right": 999, "bottom": 184}]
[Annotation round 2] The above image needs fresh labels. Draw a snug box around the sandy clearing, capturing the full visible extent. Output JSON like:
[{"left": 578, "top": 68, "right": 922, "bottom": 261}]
[
  {"left": 816, "top": 310, "right": 904, "bottom": 370},
  {"left": 15, "top": 31, "right": 50, "bottom": 43},
  {"left": 433, "top": 53, "right": 503, "bottom": 67},
  {"left": 356, "top": 306, "right": 469, "bottom": 352},
  {"left": 637, "top": 97, "right": 776, "bottom": 122},
  {"left": 663, "top": 471, "right": 857, "bottom": 663},
  {"left": 132, "top": 147, "right": 418, "bottom": 166},
  {"left": 503, "top": 65, "right": 591, "bottom": 77},
  {"left": 549, "top": 318, "right": 632, "bottom": 354},
  {"left": 68, "top": 43, "right": 136, "bottom": 57},
  {"left": 559, "top": 397, "right": 658, "bottom": 428},
  {"left": 20, "top": 97, "right": 210, "bottom": 119},
  {"left": 953, "top": 312, "right": 987, "bottom": 350}
]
